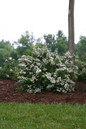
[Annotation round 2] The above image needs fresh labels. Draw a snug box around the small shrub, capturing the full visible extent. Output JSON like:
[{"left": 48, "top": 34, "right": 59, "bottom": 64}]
[
  {"left": 75, "top": 58, "right": 86, "bottom": 82},
  {"left": 0, "top": 57, "right": 18, "bottom": 80},
  {"left": 18, "top": 46, "right": 75, "bottom": 93}
]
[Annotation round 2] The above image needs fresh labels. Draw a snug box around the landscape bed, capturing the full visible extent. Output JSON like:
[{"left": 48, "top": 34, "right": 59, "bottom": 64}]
[{"left": 0, "top": 79, "right": 86, "bottom": 104}]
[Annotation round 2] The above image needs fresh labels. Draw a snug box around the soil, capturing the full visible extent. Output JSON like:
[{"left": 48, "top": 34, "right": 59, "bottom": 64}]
[{"left": 0, "top": 79, "right": 86, "bottom": 104}]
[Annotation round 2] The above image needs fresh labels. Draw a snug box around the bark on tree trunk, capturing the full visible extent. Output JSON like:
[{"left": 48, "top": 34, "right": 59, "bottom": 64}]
[{"left": 68, "top": 0, "right": 75, "bottom": 56}]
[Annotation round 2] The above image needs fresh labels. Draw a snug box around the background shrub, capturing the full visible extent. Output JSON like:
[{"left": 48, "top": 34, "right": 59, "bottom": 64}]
[
  {"left": 75, "top": 58, "right": 86, "bottom": 82},
  {"left": 0, "top": 57, "right": 18, "bottom": 80}
]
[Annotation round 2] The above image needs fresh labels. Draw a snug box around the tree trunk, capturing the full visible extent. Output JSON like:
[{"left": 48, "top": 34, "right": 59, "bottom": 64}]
[{"left": 68, "top": 0, "right": 75, "bottom": 56}]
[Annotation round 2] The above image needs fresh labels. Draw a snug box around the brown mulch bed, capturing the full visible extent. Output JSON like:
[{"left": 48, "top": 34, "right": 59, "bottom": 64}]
[{"left": 0, "top": 79, "right": 86, "bottom": 104}]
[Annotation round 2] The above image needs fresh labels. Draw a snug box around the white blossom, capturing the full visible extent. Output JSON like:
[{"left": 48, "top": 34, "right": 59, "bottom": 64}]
[
  {"left": 50, "top": 78, "right": 55, "bottom": 84},
  {"left": 57, "top": 77, "right": 61, "bottom": 82},
  {"left": 42, "top": 59, "right": 48, "bottom": 64},
  {"left": 10, "top": 69, "right": 13, "bottom": 72},
  {"left": 34, "top": 88, "right": 41, "bottom": 93},
  {"left": 9, "top": 57, "right": 12, "bottom": 60},
  {"left": 36, "top": 67, "right": 41, "bottom": 74},
  {"left": 47, "top": 84, "right": 53, "bottom": 89},
  {"left": 27, "top": 89, "right": 33, "bottom": 93},
  {"left": 30, "top": 76, "right": 36, "bottom": 82},
  {"left": 19, "top": 63, "right": 26, "bottom": 67},
  {"left": 6, "top": 75, "right": 9, "bottom": 78}
]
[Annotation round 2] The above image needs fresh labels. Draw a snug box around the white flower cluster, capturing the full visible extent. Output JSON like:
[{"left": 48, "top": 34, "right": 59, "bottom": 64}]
[
  {"left": 62, "top": 52, "right": 78, "bottom": 78},
  {"left": 18, "top": 46, "right": 75, "bottom": 93}
]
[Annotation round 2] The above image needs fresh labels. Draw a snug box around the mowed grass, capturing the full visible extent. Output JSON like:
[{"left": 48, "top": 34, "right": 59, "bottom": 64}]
[{"left": 0, "top": 103, "right": 86, "bottom": 129}]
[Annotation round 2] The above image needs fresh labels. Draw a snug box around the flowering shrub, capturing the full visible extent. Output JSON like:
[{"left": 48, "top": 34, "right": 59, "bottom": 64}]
[
  {"left": 0, "top": 57, "right": 18, "bottom": 80},
  {"left": 18, "top": 46, "right": 75, "bottom": 93}
]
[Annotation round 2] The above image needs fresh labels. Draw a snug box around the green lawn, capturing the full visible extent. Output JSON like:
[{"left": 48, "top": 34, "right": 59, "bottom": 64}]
[{"left": 0, "top": 103, "right": 86, "bottom": 129}]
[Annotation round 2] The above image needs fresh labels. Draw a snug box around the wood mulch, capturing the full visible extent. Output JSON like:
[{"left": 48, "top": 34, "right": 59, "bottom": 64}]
[{"left": 0, "top": 79, "right": 86, "bottom": 104}]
